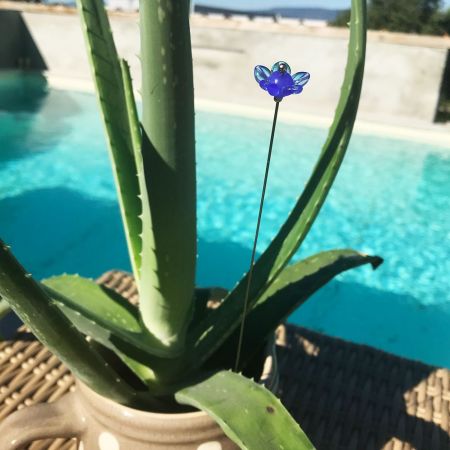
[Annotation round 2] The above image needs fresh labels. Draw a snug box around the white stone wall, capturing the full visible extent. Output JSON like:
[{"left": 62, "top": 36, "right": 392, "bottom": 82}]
[
  {"left": 106, "top": 0, "right": 139, "bottom": 12},
  {"left": 15, "top": 8, "right": 450, "bottom": 124}
]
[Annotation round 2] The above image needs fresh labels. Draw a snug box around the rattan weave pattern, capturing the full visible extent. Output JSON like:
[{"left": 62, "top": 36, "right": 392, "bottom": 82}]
[{"left": 0, "top": 270, "right": 448, "bottom": 450}]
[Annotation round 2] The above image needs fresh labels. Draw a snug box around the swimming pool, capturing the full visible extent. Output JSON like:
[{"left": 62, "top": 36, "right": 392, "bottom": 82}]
[{"left": 1, "top": 73, "right": 450, "bottom": 367}]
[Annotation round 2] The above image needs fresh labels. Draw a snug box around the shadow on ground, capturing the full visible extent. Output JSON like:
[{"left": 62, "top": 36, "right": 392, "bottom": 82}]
[
  {"left": 289, "top": 279, "right": 450, "bottom": 368},
  {"left": 287, "top": 280, "right": 450, "bottom": 449},
  {"left": 278, "top": 324, "right": 450, "bottom": 450}
]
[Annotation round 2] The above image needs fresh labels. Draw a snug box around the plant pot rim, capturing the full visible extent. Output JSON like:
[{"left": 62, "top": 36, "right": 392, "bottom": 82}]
[
  {"left": 77, "top": 380, "right": 208, "bottom": 420},
  {"left": 76, "top": 380, "right": 225, "bottom": 444},
  {"left": 76, "top": 334, "right": 278, "bottom": 424}
]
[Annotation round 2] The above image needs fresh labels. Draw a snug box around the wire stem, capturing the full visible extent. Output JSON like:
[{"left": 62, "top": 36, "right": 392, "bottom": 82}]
[{"left": 234, "top": 100, "right": 280, "bottom": 372}]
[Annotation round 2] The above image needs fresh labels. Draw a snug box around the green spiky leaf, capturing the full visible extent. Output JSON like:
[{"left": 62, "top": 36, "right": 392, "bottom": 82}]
[
  {"left": 182, "top": 0, "right": 367, "bottom": 372},
  {"left": 137, "top": 0, "right": 196, "bottom": 350},
  {"left": 76, "top": 0, "right": 142, "bottom": 279},
  {"left": 214, "top": 250, "right": 382, "bottom": 370},
  {"left": 176, "top": 371, "right": 315, "bottom": 450},
  {"left": 52, "top": 298, "right": 158, "bottom": 386},
  {"left": 78, "top": 0, "right": 192, "bottom": 356},
  {"left": 120, "top": 59, "right": 141, "bottom": 155},
  {"left": 42, "top": 275, "right": 180, "bottom": 359},
  {"left": 0, "top": 241, "right": 138, "bottom": 405},
  {"left": 55, "top": 297, "right": 164, "bottom": 389}
]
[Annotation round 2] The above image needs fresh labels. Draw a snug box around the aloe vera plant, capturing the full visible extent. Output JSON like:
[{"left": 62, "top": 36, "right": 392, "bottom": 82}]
[{"left": 0, "top": 0, "right": 375, "bottom": 448}]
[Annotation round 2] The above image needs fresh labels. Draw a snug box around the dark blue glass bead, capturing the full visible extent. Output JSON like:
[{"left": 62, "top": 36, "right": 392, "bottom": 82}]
[
  {"left": 271, "top": 61, "right": 291, "bottom": 74},
  {"left": 266, "top": 71, "right": 294, "bottom": 98}
]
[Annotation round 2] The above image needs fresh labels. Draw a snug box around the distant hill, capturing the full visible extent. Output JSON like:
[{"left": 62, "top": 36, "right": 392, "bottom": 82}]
[
  {"left": 194, "top": 5, "right": 342, "bottom": 22},
  {"left": 268, "top": 7, "right": 341, "bottom": 21},
  {"left": 37, "top": 1, "right": 341, "bottom": 20}
]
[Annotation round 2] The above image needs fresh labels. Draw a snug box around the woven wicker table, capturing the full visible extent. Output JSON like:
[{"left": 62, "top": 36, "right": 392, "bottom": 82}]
[{"left": 0, "top": 271, "right": 449, "bottom": 450}]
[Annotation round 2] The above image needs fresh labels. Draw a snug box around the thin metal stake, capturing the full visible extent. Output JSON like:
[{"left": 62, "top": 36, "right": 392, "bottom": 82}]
[{"left": 234, "top": 99, "right": 281, "bottom": 372}]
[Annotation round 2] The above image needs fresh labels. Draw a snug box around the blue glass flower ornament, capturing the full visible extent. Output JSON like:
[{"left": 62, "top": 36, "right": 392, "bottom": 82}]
[{"left": 254, "top": 61, "right": 310, "bottom": 102}]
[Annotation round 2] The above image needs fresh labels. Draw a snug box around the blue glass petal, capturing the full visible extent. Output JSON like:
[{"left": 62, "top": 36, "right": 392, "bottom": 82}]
[
  {"left": 259, "top": 79, "right": 270, "bottom": 91},
  {"left": 292, "top": 71, "right": 310, "bottom": 87},
  {"left": 287, "top": 85, "right": 304, "bottom": 95},
  {"left": 271, "top": 61, "right": 291, "bottom": 74},
  {"left": 254, "top": 65, "right": 271, "bottom": 83}
]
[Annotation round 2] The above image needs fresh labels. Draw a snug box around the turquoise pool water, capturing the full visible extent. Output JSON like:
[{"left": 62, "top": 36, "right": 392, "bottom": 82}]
[{"left": 1, "top": 73, "right": 450, "bottom": 367}]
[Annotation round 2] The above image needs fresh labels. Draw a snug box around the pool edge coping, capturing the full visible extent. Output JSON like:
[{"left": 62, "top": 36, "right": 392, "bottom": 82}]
[{"left": 46, "top": 74, "right": 450, "bottom": 149}]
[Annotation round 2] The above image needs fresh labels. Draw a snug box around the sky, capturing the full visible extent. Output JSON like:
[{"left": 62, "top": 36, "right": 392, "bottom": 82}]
[{"left": 197, "top": 0, "right": 450, "bottom": 10}]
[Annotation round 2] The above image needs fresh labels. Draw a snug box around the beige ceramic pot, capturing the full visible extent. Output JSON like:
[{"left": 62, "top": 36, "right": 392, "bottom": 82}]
[{"left": 0, "top": 340, "right": 278, "bottom": 450}]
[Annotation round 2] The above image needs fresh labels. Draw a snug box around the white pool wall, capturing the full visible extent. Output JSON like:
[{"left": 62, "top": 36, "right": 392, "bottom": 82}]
[{"left": 2, "top": 2, "right": 449, "bottom": 142}]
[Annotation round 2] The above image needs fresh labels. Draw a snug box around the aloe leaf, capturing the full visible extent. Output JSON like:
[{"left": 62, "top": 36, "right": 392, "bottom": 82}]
[
  {"left": 176, "top": 371, "right": 315, "bottom": 450},
  {"left": 80, "top": 0, "right": 196, "bottom": 354},
  {"left": 42, "top": 275, "right": 180, "bottom": 359},
  {"left": 185, "top": 0, "right": 367, "bottom": 370},
  {"left": 122, "top": 52, "right": 184, "bottom": 359},
  {"left": 55, "top": 298, "right": 163, "bottom": 389},
  {"left": 122, "top": 55, "right": 167, "bottom": 351},
  {"left": 138, "top": 0, "right": 196, "bottom": 352},
  {"left": 213, "top": 250, "right": 382, "bottom": 370},
  {"left": 76, "top": 0, "right": 142, "bottom": 279},
  {"left": 42, "top": 275, "right": 189, "bottom": 391},
  {"left": 43, "top": 277, "right": 221, "bottom": 392},
  {"left": 0, "top": 241, "right": 138, "bottom": 405},
  {"left": 120, "top": 59, "right": 141, "bottom": 155}
]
